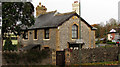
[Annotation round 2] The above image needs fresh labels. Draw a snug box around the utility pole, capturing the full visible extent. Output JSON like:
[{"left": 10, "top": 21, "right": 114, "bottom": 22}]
[
  {"left": 79, "top": 0, "right": 81, "bottom": 65},
  {"left": 0, "top": 2, "right": 2, "bottom": 67}
]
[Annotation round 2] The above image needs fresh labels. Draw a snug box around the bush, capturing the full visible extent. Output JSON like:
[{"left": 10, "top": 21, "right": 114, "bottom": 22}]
[
  {"left": 96, "top": 39, "right": 100, "bottom": 44},
  {"left": 3, "top": 38, "right": 17, "bottom": 51},
  {"left": 3, "top": 52, "right": 20, "bottom": 64},
  {"left": 107, "top": 42, "right": 116, "bottom": 44},
  {"left": 4, "top": 38, "right": 14, "bottom": 51},
  {"left": 107, "top": 40, "right": 112, "bottom": 42}
]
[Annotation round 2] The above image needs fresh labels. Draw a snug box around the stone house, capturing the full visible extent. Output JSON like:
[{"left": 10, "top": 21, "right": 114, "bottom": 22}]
[{"left": 18, "top": 11, "right": 96, "bottom": 51}]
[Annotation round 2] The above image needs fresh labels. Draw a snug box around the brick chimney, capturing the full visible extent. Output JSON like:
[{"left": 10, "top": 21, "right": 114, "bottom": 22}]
[{"left": 36, "top": 2, "right": 47, "bottom": 17}]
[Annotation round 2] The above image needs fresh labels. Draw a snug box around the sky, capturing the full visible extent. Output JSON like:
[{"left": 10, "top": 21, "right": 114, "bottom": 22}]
[{"left": 32, "top": 0, "right": 120, "bottom": 25}]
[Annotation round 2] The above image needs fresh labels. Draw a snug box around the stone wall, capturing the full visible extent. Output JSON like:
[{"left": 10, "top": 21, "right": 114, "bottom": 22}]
[
  {"left": 2, "top": 47, "right": 119, "bottom": 65},
  {"left": 67, "top": 47, "right": 119, "bottom": 64},
  {"left": 91, "top": 31, "right": 96, "bottom": 48},
  {"left": 81, "top": 21, "right": 91, "bottom": 48},
  {"left": 59, "top": 16, "right": 96, "bottom": 49},
  {"left": 2, "top": 49, "right": 53, "bottom": 65},
  {"left": 18, "top": 28, "right": 57, "bottom": 50}
]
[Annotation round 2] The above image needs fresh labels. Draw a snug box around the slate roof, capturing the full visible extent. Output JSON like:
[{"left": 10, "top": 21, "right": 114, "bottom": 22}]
[
  {"left": 107, "top": 28, "right": 120, "bottom": 34},
  {"left": 22, "top": 11, "right": 95, "bottom": 30}
]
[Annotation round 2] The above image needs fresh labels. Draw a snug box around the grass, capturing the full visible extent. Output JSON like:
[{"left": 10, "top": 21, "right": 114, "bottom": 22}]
[
  {"left": 100, "top": 45, "right": 116, "bottom": 48},
  {"left": 80, "top": 61, "right": 119, "bottom": 65}
]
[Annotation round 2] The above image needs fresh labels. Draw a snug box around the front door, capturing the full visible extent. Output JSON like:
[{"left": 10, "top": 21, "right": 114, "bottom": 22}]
[{"left": 56, "top": 51, "right": 65, "bottom": 65}]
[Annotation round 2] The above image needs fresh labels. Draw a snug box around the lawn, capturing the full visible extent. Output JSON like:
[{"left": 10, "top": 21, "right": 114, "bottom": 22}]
[
  {"left": 80, "top": 61, "right": 119, "bottom": 65},
  {"left": 3, "top": 40, "right": 18, "bottom": 46}
]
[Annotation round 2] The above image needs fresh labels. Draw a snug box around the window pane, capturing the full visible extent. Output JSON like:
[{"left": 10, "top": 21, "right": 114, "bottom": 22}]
[
  {"left": 72, "top": 26, "right": 75, "bottom": 30},
  {"left": 23, "top": 31, "right": 28, "bottom": 39},
  {"left": 74, "top": 34, "right": 77, "bottom": 38},
  {"left": 72, "top": 24, "right": 78, "bottom": 39},
  {"left": 72, "top": 31, "right": 74, "bottom": 34},
  {"left": 45, "top": 29, "right": 49, "bottom": 39},
  {"left": 74, "top": 31, "right": 77, "bottom": 34},
  {"left": 26, "top": 32, "right": 28, "bottom": 39},
  {"left": 46, "top": 34, "right": 49, "bottom": 38},
  {"left": 46, "top": 30, "right": 49, "bottom": 33},
  {"left": 34, "top": 30, "right": 37, "bottom": 39},
  {"left": 75, "top": 26, "right": 77, "bottom": 30},
  {"left": 72, "top": 34, "right": 74, "bottom": 38}
]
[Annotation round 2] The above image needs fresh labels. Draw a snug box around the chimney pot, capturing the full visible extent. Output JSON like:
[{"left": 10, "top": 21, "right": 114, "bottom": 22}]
[{"left": 74, "top": 1, "right": 78, "bottom": 3}]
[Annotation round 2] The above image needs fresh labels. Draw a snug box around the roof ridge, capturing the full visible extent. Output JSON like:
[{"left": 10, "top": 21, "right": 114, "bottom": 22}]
[
  {"left": 37, "top": 10, "right": 57, "bottom": 17},
  {"left": 42, "top": 10, "right": 57, "bottom": 15},
  {"left": 55, "top": 11, "right": 76, "bottom": 16}
]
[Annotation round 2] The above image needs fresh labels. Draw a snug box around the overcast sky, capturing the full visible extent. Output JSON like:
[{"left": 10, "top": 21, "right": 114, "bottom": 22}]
[{"left": 32, "top": 0, "right": 120, "bottom": 24}]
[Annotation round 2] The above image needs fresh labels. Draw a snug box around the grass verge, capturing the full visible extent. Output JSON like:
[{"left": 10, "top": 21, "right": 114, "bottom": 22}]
[{"left": 80, "top": 61, "right": 118, "bottom": 65}]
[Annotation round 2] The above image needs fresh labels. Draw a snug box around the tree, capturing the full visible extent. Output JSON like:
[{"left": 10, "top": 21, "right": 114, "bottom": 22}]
[
  {"left": 92, "top": 24, "right": 101, "bottom": 38},
  {"left": 2, "top": 2, "right": 35, "bottom": 37},
  {"left": 92, "top": 18, "right": 119, "bottom": 38}
]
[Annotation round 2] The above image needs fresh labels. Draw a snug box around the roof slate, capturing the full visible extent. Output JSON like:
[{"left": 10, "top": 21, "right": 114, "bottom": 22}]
[{"left": 22, "top": 11, "right": 94, "bottom": 30}]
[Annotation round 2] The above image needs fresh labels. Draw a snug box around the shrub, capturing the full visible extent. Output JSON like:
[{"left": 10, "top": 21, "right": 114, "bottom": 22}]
[
  {"left": 4, "top": 38, "right": 13, "bottom": 51},
  {"left": 96, "top": 39, "right": 100, "bottom": 44},
  {"left": 107, "top": 42, "right": 116, "bottom": 44},
  {"left": 107, "top": 40, "right": 112, "bottom": 42},
  {"left": 3, "top": 38, "right": 18, "bottom": 51},
  {"left": 3, "top": 52, "right": 20, "bottom": 64}
]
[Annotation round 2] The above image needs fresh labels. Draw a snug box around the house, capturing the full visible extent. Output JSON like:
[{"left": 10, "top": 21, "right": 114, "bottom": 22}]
[
  {"left": 107, "top": 28, "right": 120, "bottom": 42},
  {"left": 18, "top": 11, "right": 96, "bottom": 51}
]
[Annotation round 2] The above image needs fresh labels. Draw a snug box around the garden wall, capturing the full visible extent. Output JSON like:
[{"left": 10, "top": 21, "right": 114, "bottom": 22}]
[
  {"left": 2, "top": 47, "right": 120, "bottom": 65},
  {"left": 2, "top": 49, "right": 52, "bottom": 65},
  {"left": 67, "top": 47, "right": 119, "bottom": 64}
]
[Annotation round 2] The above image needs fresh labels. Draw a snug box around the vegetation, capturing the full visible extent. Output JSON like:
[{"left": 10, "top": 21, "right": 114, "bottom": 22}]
[
  {"left": 92, "top": 18, "right": 120, "bottom": 38},
  {"left": 81, "top": 61, "right": 118, "bottom": 65},
  {"left": 100, "top": 45, "right": 116, "bottom": 48},
  {"left": 107, "top": 42, "right": 116, "bottom": 44},
  {"left": 2, "top": 2, "right": 35, "bottom": 36},
  {"left": 2, "top": 2, "right": 35, "bottom": 50},
  {"left": 3, "top": 38, "right": 17, "bottom": 51},
  {"left": 95, "top": 39, "right": 100, "bottom": 44}
]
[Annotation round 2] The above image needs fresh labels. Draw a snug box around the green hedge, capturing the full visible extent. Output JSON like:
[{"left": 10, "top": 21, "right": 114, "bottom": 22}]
[
  {"left": 3, "top": 38, "right": 17, "bottom": 51},
  {"left": 107, "top": 42, "right": 116, "bottom": 44}
]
